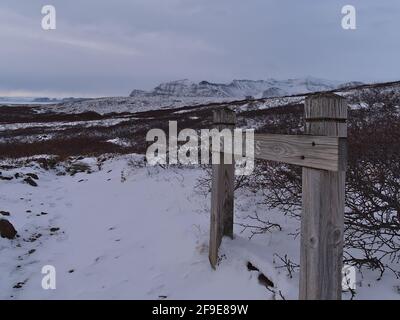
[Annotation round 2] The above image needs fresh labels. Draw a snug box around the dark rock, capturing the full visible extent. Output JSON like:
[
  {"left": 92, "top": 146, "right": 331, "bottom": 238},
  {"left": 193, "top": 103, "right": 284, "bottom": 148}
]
[
  {"left": 50, "top": 227, "right": 60, "bottom": 232},
  {"left": 0, "top": 219, "right": 17, "bottom": 239},
  {"left": 28, "top": 249, "right": 36, "bottom": 254},
  {"left": 26, "top": 173, "right": 39, "bottom": 180},
  {"left": 247, "top": 261, "right": 259, "bottom": 272},
  {"left": 0, "top": 176, "right": 13, "bottom": 181},
  {"left": 258, "top": 273, "right": 274, "bottom": 288},
  {"left": 0, "top": 211, "right": 10, "bottom": 216},
  {"left": 24, "top": 177, "right": 38, "bottom": 187}
]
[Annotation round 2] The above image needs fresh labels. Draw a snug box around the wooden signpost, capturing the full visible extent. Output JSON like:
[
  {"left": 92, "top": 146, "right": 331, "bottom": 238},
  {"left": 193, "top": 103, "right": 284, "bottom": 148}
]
[{"left": 209, "top": 93, "right": 348, "bottom": 300}]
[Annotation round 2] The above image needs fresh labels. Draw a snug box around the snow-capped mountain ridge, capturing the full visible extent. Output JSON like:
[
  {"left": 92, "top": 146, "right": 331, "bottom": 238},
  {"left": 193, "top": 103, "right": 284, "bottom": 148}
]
[{"left": 130, "top": 77, "right": 348, "bottom": 99}]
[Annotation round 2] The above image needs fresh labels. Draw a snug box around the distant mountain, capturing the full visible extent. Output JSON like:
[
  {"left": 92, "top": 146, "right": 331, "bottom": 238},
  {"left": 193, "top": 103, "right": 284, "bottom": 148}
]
[
  {"left": 262, "top": 87, "right": 288, "bottom": 98},
  {"left": 0, "top": 97, "right": 39, "bottom": 105},
  {"left": 0, "top": 96, "right": 86, "bottom": 105},
  {"left": 337, "top": 81, "right": 365, "bottom": 90},
  {"left": 130, "top": 77, "right": 353, "bottom": 99},
  {"left": 33, "top": 97, "right": 60, "bottom": 103}
]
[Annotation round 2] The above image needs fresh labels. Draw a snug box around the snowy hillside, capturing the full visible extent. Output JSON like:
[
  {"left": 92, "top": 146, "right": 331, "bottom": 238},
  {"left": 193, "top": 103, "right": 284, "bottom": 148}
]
[
  {"left": 47, "top": 95, "right": 233, "bottom": 115},
  {"left": 42, "top": 77, "right": 351, "bottom": 115}
]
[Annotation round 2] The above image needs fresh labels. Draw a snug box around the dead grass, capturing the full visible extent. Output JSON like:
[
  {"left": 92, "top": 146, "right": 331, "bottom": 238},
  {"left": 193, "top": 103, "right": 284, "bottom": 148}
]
[{"left": 0, "top": 137, "right": 135, "bottom": 160}]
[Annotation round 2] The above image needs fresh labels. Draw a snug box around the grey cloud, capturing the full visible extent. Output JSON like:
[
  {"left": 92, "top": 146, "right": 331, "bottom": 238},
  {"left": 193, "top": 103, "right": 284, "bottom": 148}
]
[{"left": 0, "top": 0, "right": 399, "bottom": 97}]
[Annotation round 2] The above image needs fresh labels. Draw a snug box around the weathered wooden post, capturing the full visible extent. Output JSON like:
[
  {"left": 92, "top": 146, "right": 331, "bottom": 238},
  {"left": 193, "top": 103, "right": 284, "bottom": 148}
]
[
  {"left": 300, "top": 93, "right": 348, "bottom": 300},
  {"left": 209, "top": 108, "right": 236, "bottom": 268}
]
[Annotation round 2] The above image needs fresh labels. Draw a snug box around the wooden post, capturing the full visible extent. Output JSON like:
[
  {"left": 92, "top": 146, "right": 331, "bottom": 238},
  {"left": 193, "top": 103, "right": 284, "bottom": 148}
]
[
  {"left": 209, "top": 108, "right": 236, "bottom": 268},
  {"left": 299, "top": 93, "right": 347, "bottom": 300}
]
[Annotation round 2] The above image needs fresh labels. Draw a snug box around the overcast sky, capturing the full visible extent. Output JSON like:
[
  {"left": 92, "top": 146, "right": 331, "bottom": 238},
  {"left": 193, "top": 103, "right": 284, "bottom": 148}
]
[{"left": 0, "top": 0, "right": 399, "bottom": 97}]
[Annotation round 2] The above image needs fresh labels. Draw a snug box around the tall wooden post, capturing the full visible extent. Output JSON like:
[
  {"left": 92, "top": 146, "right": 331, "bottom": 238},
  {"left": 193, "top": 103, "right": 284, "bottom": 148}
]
[
  {"left": 300, "top": 94, "right": 348, "bottom": 300},
  {"left": 209, "top": 108, "right": 236, "bottom": 268}
]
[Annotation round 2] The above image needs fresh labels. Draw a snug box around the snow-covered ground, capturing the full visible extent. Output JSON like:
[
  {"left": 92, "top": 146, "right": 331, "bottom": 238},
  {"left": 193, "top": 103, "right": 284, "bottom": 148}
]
[
  {"left": 0, "top": 155, "right": 399, "bottom": 300},
  {"left": 39, "top": 96, "right": 233, "bottom": 115}
]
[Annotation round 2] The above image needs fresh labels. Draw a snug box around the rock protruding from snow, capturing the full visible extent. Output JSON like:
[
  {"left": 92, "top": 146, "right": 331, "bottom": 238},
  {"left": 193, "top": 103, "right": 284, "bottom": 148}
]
[
  {"left": 24, "top": 177, "right": 38, "bottom": 187},
  {"left": 0, "top": 211, "right": 10, "bottom": 217},
  {"left": 0, "top": 219, "right": 17, "bottom": 239}
]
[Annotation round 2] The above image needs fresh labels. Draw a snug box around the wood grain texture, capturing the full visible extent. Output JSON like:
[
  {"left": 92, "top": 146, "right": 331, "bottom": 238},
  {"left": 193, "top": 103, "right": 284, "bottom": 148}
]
[
  {"left": 254, "top": 134, "right": 346, "bottom": 172},
  {"left": 213, "top": 133, "right": 347, "bottom": 172},
  {"left": 209, "top": 108, "right": 235, "bottom": 269},
  {"left": 299, "top": 94, "right": 347, "bottom": 300},
  {"left": 304, "top": 93, "right": 348, "bottom": 121}
]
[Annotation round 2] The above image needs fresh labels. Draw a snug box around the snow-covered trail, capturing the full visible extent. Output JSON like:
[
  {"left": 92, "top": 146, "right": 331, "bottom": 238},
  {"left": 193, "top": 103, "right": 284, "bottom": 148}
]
[
  {"left": 0, "top": 156, "right": 282, "bottom": 299},
  {"left": 1, "top": 155, "right": 398, "bottom": 300}
]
